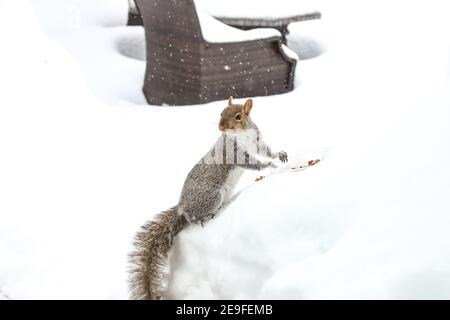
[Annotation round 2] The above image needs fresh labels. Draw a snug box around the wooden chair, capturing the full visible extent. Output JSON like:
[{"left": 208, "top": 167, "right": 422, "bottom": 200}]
[{"left": 134, "top": 0, "right": 297, "bottom": 105}]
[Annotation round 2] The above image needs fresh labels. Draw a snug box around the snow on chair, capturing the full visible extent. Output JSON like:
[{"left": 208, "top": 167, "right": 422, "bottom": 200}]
[{"left": 134, "top": 0, "right": 297, "bottom": 106}]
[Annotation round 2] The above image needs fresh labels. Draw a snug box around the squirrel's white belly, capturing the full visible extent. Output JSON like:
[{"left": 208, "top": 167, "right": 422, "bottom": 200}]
[{"left": 222, "top": 167, "right": 244, "bottom": 200}]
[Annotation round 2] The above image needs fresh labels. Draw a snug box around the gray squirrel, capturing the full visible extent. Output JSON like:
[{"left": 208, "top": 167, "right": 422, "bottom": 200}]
[{"left": 128, "top": 96, "right": 288, "bottom": 300}]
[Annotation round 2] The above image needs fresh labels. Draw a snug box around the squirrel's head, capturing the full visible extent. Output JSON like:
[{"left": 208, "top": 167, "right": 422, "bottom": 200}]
[{"left": 219, "top": 96, "right": 253, "bottom": 133}]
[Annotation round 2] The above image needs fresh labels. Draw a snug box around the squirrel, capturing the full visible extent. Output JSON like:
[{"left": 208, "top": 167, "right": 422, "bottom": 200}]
[{"left": 128, "top": 96, "right": 288, "bottom": 300}]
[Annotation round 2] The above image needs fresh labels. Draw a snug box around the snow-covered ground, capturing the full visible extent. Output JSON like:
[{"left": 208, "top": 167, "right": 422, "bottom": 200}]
[{"left": 1, "top": 0, "right": 450, "bottom": 299}]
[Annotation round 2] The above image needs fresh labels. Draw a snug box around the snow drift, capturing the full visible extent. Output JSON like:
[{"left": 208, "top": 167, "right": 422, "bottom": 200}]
[{"left": 167, "top": 86, "right": 450, "bottom": 299}]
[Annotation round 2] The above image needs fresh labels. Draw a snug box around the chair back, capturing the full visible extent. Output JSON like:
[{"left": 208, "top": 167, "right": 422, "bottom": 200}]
[{"left": 135, "top": 0, "right": 203, "bottom": 44}]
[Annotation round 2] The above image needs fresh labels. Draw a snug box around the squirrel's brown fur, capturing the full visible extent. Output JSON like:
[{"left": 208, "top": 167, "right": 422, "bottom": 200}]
[{"left": 128, "top": 206, "right": 186, "bottom": 300}]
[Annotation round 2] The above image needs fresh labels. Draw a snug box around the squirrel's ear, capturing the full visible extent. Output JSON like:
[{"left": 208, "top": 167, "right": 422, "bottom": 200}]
[
  {"left": 244, "top": 99, "right": 253, "bottom": 114},
  {"left": 228, "top": 96, "right": 233, "bottom": 106}
]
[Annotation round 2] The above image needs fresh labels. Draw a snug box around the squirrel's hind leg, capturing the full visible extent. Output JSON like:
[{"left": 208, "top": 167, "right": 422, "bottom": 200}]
[{"left": 179, "top": 188, "right": 223, "bottom": 225}]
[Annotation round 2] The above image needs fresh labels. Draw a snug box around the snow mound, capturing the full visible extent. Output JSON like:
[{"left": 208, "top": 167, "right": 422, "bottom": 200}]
[
  {"left": 287, "top": 20, "right": 328, "bottom": 60},
  {"left": 116, "top": 26, "right": 146, "bottom": 61},
  {"left": 166, "top": 87, "right": 450, "bottom": 299},
  {"left": 28, "top": 0, "right": 128, "bottom": 32}
]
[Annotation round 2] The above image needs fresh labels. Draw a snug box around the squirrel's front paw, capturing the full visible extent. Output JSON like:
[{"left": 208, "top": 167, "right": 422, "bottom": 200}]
[{"left": 278, "top": 151, "right": 288, "bottom": 163}]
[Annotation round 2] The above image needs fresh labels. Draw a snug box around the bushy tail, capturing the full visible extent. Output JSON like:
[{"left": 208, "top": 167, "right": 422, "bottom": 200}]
[{"left": 128, "top": 206, "right": 187, "bottom": 300}]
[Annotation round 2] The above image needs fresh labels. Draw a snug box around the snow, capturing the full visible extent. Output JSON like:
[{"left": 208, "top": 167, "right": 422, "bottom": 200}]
[
  {"left": 1, "top": 0, "right": 450, "bottom": 299},
  {"left": 287, "top": 20, "right": 328, "bottom": 60},
  {"left": 196, "top": 9, "right": 281, "bottom": 43},
  {"left": 280, "top": 44, "right": 299, "bottom": 61}
]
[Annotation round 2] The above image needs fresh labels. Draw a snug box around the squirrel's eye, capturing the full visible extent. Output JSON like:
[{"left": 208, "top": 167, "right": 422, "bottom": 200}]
[{"left": 235, "top": 113, "right": 242, "bottom": 121}]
